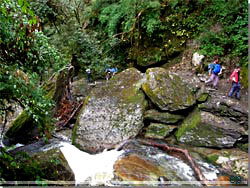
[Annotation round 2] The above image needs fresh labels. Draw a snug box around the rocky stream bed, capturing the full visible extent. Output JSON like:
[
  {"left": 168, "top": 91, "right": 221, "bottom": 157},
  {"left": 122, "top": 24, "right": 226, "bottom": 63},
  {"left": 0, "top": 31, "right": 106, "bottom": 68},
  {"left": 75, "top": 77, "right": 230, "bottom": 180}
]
[{"left": 0, "top": 61, "right": 248, "bottom": 186}]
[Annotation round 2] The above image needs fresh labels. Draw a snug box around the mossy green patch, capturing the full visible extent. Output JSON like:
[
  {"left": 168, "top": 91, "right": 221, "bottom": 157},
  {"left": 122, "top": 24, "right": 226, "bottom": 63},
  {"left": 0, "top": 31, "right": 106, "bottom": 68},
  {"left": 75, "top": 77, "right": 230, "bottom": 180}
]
[
  {"left": 93, "top": 68, "right": 144, "bottom": 104},
  {"left": 145, "top": 123, "right": 175, "bottom": 139},
  {"left": 175, "top": 109, "right": 201, "bottom": 141},
  {"left": 5, "top": 110, "right": 33, "bottom": 138},
  {"left": 236, "top": 143, "right": 248, "bottom": 152},
  {"left": 206, "top": 154, "right": 219, "bottom": 165},
  {"left": 144, "top": 109, "right": 184, "bottom": 124},
  {"left": 197, "top": 93, "right": 208, "bottom": 103},
  {"left": 143, "top": 68, "right": 196, "bottom": 111}
]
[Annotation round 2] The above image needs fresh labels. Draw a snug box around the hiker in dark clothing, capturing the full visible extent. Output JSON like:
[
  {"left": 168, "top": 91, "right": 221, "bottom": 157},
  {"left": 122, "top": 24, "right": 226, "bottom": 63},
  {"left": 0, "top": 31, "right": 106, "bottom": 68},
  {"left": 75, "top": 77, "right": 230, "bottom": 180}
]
[
  {"left": 86, "top": 68, "right": 91, "bottom": 82},
  {"left": 228, "top": 65, "right": 241, "bottom": 100},
  {"left": 205, "top": 58, "right": 221, "bottom": 89}
]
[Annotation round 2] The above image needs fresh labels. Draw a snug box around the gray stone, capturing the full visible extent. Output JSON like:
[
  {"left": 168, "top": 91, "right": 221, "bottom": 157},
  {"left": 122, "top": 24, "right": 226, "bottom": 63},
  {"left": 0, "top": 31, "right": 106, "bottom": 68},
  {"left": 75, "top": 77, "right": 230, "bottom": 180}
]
[
  {"left": 9, "top": 138, "right": 74, "bottom": 181},
  {"left": 142, "top": 68, "right": 196, "bottom": 111},
  {"left": 176, "top": 109, "right": 246, "bottom": 148},
  {"left": 72, "top": 68, "right": 147, "bottom": 153},
  {"left": 198, "top": 94, "right": 248, "bottom": 130},
  {"left": 144, "top": 109, "right": 184, "bottom": 124},
  {"left": 145, "top": 123, "right": 176, "bottom": 139}
]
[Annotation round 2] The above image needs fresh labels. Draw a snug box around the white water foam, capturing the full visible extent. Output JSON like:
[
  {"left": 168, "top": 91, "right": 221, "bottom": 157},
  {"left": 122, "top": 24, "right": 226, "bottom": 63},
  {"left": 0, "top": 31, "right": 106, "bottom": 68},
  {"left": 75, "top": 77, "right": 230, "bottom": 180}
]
[{"left": 60, "top": 142, "right": 124, "bottom": 186}]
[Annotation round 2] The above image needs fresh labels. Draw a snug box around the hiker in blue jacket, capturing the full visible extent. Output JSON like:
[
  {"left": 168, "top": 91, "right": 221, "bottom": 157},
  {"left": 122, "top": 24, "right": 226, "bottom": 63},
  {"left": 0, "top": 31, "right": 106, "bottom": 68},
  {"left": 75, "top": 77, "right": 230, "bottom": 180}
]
[
  {"left": 105, "top": 68, "right": 118, "bottom": 80},
  {"left": 205, "top": 58, "right": 222, "bottom": 89}
]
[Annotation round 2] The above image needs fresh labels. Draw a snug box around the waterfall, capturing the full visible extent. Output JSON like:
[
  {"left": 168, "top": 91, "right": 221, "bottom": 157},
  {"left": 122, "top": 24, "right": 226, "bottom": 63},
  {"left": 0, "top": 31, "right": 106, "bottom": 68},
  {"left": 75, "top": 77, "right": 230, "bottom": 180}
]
[{"left": 60, "top": 142, "right": 124, "bottom": 186}]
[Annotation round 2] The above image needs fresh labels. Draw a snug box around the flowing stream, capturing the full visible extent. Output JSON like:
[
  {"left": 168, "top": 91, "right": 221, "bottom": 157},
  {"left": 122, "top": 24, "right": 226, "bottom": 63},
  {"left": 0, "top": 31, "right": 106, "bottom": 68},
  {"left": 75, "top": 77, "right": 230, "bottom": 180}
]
[{"left": 59, "top": 140, "right": 220, "bottom": 186}]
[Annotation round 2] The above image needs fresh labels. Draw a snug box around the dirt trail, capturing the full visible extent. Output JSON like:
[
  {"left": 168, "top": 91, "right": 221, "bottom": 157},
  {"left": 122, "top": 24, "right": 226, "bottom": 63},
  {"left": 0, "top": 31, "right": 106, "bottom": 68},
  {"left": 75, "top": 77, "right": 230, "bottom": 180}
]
[
  {"left": 168, "top": 61, "right": 248, "bottom": 111},
  {"left": 216, "top": 78, "right": 248, "bottom": 110}
]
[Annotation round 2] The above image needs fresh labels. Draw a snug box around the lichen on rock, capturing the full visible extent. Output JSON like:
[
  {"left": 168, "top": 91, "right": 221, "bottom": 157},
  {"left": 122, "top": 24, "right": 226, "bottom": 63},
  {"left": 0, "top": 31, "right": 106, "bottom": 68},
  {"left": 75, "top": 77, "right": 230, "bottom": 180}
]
[
  {"left": 175, "top": 109, "right": 246, "bottom": 148},
  {"left": 144, "top": 109, "right": 184, "bottom": 124},
  {"left": 72, "top": 68, "right": 147, "bottom": 153},
  {"left": 142, "top": 68, "right": 196, "bottom": 112},
  {"left": 145, "top": 123, "right": 176, "bottom": 139}
]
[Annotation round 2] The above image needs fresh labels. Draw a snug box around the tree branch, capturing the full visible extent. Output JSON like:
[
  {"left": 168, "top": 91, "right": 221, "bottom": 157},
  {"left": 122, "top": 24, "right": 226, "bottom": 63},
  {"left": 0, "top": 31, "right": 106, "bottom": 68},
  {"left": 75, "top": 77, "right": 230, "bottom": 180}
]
[{"left": 137, "top": 138, "right": 209, "bottom": 186}]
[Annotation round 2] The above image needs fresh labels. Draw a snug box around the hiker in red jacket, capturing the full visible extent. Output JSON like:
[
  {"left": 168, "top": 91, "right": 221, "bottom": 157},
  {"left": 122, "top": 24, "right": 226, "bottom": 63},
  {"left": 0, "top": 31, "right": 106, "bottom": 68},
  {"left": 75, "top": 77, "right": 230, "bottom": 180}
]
[{"left": 228, "top": 64, "right": 241, "bottom": 100}]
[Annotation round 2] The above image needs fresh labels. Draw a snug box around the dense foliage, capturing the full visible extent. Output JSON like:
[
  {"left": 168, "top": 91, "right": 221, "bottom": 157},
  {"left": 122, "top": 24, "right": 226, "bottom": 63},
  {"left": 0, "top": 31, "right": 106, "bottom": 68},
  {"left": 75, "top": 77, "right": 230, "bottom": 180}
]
[
  {"left": 87, "top": 0, "right": 248, "bottom": 64},
  {"left": 1, "top": 0, "right": 248, "bottom": 138},
  {"left": 0, "top": 0, "right": 65, "bottom": 133},
  {"left": 1, "top": 0, "right": 248, "bottom": 136},
  {"left": 26, "top": 0, "right": 248, "bottom": 76},
  {"left": 0, "top": 0, "right": 248, "bottom": 182}
]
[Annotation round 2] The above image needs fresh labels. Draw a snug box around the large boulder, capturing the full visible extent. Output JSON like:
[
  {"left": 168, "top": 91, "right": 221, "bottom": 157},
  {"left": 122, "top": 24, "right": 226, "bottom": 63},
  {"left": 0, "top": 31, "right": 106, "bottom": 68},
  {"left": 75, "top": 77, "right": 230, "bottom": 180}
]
[
  {"left": 175, "top": 109, "right": 247, "bottom": 148},
  {"left": 3, "top": 110, "right": 39, "bottom": 145},
  {"left": 142, "top": 68, "right": 196, "bottom": 111},
  {"left": 72, "top": 68, "right": 147, "bottom": 153},
  {"left": 168, "top": 70, "right": 209, "bottom": 103},
  {"left": 114, "top": 153, "right": 165, "bottom": 183},
  {"left": 3, "top": 139, "right": 74, "bottom": 182},
  {"left": 198, "top": 94, "right": 248, "bottom": 130}
]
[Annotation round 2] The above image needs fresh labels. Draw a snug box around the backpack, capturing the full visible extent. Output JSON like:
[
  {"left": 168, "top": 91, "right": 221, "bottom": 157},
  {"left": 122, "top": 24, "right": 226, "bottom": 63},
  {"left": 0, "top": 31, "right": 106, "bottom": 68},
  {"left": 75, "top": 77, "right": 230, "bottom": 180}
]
[
  {"left": 213, "top": 64, "right": 221, "bottom": 74},
  {"left": 208, "top": 63, "right": 215, "bottom": 73}
]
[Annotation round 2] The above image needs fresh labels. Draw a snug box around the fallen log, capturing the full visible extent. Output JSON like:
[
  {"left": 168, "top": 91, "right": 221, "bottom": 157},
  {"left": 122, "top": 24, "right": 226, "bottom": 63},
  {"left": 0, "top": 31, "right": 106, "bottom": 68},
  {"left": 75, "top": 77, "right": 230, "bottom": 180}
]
[{"left": 137, "top": 138, "right": 210, "bottom": 186}]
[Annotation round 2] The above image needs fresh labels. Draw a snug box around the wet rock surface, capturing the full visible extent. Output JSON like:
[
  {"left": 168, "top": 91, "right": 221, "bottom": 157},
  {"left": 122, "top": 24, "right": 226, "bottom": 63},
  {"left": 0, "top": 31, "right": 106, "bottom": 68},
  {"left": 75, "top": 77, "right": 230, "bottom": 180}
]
[
  {"left": 183, "top": 145, "right": 248, "bottom": 181},
  {"left": 8, "top": 138, "right": 74, "bottom": 181},
  {"left": 114, "top": 139, "right": 223, "bottom": 185},
  {"left": 1, "top": 62, "right": 248, "bottom": 186}
]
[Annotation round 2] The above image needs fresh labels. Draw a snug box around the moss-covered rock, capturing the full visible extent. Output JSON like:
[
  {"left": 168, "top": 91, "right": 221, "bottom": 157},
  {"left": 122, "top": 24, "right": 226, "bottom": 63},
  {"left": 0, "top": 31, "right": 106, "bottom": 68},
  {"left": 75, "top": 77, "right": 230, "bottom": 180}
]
[
  {"left": 4, "top": 110, "right": 38, "bottom": 145},
  {"left": 175, "top": 109, "right": 246, "bottom": 148},
  {"left": 240, "top": 66, "right": 248, "bottom": 89},
  {"left": 198, "top": 95, "right": 248, "bottom": 130},
  {"left": 43, "top": 65, "right": 74, "bottom": 111},
  {"left": 72, "top": 68, "right": 147, "bottom": 153},
  {"left": 196, "top": 93, "right": 209, "bottom": 103},
  {"left": 144, "top": 123, "right": 176, "bottom": 139},
  {"left": 1, "top": 139, "right": 74, "bottom": 181},
  {"left": 236, "top": 143, "right": 248, "bottom": 152},
  {"left": 142, "top": 68, "right": 196, "bottom": 111},
  {"left": 144, "top": 109, "right": 184, "bottom": 124},
  {"left": 30, "top": 148, "right": 74, "bottom": 181}
]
